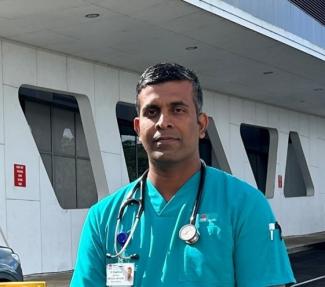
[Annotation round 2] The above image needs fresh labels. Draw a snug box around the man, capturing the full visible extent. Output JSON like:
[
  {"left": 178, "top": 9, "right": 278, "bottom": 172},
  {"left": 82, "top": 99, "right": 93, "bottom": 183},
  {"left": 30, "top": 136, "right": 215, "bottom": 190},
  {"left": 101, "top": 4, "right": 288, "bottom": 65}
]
[{"left": 71, "top": 63, "right": 295, "bottom": 286}]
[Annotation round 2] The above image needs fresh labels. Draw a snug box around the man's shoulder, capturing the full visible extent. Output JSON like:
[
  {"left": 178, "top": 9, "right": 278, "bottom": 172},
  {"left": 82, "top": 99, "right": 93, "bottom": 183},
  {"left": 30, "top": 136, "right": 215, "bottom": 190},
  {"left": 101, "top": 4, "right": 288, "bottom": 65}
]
[
  {"left": 205, "top": 166, "right": 275, "bottom": 226},
  {"left": 205, "top": 166, "right": 267, "bottom": 203},
  {"left": 89, "top": 180, "right": 139, "bottom": 218},
  {"left": 205, "top": 166, "right": 254, "bottom": 190}
]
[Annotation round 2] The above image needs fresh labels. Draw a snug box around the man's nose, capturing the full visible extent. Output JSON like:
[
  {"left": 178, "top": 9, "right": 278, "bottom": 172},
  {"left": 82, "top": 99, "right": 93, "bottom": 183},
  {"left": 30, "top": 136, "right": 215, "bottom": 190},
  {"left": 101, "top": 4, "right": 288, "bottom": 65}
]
[{"left": 155, "top": 112, "right": 173, "bottom": 129}]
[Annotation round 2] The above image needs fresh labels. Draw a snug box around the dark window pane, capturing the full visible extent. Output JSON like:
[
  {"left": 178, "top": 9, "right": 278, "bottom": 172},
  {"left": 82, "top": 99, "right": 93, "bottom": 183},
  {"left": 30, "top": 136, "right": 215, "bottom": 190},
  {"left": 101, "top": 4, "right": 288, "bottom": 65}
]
[
  {"left": 25, "top": 102, "right": 51, "bottom": 153},
  {"left": 76, "top": 113, "right": 89, "bottom": 158},
  {"left": 240, "top": 124, "right": 270, "bottom": 194},
  {"left": 284, "top": 132, "right": 314, "bottom": 197},
  {"left": 77, "top": 159, "right": 97, "bottom": 208},
  {"left": 284, "top": 137, "right": 306, "bottom": 197},
  {"left": 122, "top": 135, "right": 137, "bottom": 181},
  {"left": 52, "top": 107, "right": 75, "bottom": 156},
  {"left": 116, "top": 102, "right": 137, "bottom": 136},
  {"left": 137, "top": 139, "right": 148, "bottom": 177},
  {"left": 53, "top": 156, "right": 76, "bottom": 209},
  {"left": 199, "top": 136, "right": 212, "bottom": 166}
]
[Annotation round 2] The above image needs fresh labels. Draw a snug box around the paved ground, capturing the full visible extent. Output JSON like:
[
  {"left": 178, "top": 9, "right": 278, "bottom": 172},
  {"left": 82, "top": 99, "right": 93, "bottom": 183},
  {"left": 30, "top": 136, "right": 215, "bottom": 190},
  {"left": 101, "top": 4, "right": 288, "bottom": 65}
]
[
  {"left": 290, "top": 242, "right": 325, "bottom": 286},
  {"left": 23, "top": 231, "right": 325, "bottom": 287}
]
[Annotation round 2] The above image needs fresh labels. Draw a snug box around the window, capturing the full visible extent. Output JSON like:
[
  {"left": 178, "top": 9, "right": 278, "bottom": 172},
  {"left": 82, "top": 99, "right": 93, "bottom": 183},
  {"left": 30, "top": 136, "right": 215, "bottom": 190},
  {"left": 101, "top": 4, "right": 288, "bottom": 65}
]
[
  {"left": 19, "top": 86, "right": 97, "bottom": 209},
  {"left": 284, "top": 132, "right": 314, "bottom": 197},
  {"left": 240, "top": 124, "right": 278, "bottom": 197}
]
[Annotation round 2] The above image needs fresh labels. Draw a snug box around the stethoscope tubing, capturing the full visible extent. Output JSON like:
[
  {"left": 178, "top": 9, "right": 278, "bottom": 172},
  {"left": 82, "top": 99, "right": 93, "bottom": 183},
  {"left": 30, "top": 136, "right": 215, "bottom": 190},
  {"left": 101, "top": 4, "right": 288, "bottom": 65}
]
[
  {"left": 189, "top": 161, "right": 206, "bottom": 225},
  {"left": 107, "top": 170, "right": 147, "bottom": 260},
  {"left": 107, "top": 161, "right": 206, "bottom": 260}
]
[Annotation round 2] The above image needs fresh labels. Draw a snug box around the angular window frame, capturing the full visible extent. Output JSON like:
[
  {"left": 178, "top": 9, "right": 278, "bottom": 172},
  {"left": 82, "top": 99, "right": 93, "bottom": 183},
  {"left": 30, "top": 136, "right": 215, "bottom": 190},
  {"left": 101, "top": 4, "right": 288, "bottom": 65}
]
[
  {"left": 284, "top": 131, "right": 314, "bottom": 197},
  {"left": 206, "top": 117, "right": 231, "bottom": 174},
  {"left": 18, "top": 85, "right": 106, "bottom": 209},
  {"left": 240, "top": 123, "right": 278, "bottom": 198}
]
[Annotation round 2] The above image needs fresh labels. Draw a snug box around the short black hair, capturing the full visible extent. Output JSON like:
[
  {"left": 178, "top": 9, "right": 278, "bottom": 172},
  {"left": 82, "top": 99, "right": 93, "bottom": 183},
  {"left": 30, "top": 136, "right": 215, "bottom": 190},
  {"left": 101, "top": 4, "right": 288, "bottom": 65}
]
[{"left": 136, "top": 63, "right": 203, "bottom": 115}]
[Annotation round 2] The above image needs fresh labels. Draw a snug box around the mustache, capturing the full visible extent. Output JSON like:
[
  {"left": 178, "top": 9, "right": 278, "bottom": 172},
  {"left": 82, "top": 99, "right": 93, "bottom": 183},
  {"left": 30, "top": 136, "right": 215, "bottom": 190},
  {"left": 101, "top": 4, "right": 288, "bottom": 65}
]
[{"left": 152, "top": 135, "right": 180, "bottom": 142}]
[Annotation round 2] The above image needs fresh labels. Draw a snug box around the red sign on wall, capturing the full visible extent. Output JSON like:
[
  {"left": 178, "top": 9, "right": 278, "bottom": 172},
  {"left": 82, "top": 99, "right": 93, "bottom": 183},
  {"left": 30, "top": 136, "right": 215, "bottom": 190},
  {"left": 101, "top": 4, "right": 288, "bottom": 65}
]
[
  {"left": 278, "top": 175, "right": 283, "bottom": 189},
  {"left": 14, "top": 164, "right": 26, "bottom": 187}
]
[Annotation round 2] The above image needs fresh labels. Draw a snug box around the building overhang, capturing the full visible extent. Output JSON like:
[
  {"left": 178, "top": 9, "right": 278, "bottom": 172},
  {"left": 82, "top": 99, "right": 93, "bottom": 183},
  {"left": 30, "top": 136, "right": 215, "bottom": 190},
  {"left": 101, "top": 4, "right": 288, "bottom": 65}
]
[{"left": 0, "top": 0, "right": 324, "bottom": 116}]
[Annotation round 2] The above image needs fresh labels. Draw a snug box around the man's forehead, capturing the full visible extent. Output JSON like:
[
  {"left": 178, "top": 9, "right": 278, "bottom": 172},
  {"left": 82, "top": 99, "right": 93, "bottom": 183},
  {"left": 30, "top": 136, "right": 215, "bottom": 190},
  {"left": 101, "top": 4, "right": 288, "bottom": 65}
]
[
  {"left": 139, "top": 81, "right": 193, "bottom": 99},
  {"left": 137, "top": 80, "right": 196, "bottom": 112}
]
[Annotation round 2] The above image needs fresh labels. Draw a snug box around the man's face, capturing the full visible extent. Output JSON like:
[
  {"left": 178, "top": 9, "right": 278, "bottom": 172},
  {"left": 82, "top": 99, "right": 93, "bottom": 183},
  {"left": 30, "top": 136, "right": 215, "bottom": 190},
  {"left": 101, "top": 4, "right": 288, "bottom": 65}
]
[{"left": 134, "top": 80, "right": 208, "bottom": 166}]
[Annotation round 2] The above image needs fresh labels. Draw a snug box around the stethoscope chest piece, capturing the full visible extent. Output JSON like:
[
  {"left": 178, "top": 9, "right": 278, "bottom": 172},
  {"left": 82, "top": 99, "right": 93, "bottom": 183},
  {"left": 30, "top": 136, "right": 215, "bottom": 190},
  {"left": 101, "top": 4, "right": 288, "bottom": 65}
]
[
  {"left": 179, "top": 224, "right": 200, "bottom": 245},
  {"left": 117, "top": 232, "right": 128, "bottom": 246}
]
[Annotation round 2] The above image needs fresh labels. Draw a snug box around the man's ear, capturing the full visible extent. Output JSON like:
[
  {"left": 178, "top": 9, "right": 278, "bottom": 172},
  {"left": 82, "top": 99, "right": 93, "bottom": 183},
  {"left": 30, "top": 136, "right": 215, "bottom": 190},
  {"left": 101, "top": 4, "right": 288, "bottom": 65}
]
[
  {"left": 198, "top": 113, "right": 209, "bottom": 139},
  {"left": 134, "top": 117, "right": 140, "bottom": 136}
]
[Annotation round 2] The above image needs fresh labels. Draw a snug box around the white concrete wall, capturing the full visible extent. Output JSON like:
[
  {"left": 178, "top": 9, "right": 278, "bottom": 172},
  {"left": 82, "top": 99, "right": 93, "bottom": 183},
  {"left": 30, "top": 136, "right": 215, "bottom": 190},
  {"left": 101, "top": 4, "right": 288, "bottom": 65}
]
[
  {"left": 0, "top": 42, "right": 6, "bottom": 240},
  {"left": 0, "top": 146, "right": 6, "bottom": 240},
  {"left": 0, "top": 39, "right": 324, "bottom": 274}
]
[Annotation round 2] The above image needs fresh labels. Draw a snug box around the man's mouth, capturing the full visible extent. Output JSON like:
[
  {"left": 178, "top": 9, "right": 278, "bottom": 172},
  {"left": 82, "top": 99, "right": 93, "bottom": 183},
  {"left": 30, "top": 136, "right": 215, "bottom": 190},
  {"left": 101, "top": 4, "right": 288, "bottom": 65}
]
[{"left": 153, "top": 136, "right": 179, "bottom": 143}]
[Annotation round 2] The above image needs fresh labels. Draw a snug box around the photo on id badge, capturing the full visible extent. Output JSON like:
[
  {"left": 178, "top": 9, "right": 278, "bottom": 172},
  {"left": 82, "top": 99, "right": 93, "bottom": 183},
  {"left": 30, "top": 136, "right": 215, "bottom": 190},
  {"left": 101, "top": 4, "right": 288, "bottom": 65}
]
[{"left": 107, "top": 262, "right": 135, "bottom": 286}]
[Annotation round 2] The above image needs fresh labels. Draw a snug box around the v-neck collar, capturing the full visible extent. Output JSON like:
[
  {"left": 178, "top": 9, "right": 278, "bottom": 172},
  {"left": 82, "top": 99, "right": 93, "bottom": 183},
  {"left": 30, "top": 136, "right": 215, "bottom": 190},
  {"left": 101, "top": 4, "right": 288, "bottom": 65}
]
[{"left": 145, "top": 170, "right": 201, "bottom": 217}]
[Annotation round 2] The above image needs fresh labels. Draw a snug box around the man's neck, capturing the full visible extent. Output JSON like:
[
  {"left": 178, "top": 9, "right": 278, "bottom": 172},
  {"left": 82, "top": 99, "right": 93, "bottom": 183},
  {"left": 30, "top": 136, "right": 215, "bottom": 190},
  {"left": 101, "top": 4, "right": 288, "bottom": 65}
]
[{"left": 148, "top": 158, "right": 201, "bottom": 201}]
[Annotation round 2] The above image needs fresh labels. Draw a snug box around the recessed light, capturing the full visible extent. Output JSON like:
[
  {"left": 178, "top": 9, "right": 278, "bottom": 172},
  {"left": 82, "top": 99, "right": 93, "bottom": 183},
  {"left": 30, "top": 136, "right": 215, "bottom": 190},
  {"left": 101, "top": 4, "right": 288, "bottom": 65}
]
[
  {"left": 263, "top": 71, "right": 274, "bottom": 75},
  {"left": 85, "top": 13, "right": 100, "bottom": 18},
  {"left": 185, "top": 46, "right": 198, "bottom": 51}
]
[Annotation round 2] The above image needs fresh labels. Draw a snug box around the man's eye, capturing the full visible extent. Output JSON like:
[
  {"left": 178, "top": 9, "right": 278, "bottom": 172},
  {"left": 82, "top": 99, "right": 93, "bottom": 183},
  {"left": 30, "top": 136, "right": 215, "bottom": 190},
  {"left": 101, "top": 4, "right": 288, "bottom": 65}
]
[
  {"left": 174, "top": 107, "right": 185, "bottom": 113},
  {"left": 145, "top": 109, "right": 158, "bottom": 117}
]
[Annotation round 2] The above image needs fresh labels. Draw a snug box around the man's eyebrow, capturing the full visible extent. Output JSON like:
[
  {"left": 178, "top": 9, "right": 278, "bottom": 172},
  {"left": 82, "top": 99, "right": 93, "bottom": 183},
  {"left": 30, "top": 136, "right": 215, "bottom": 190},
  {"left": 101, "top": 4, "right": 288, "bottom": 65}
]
[
  {"left": 142, "top": 103, "right": 160, "bottom": 110},
  {"left": 170, "top": 101, "right": 189, "bottom": 107},
  {"left": 141, "top": 104, "right": 160, "bottom": 114}
]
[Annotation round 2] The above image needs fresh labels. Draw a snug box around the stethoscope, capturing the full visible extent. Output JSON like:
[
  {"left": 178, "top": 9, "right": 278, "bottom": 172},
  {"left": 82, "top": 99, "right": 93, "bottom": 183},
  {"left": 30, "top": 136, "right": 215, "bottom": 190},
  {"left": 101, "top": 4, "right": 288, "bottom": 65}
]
[{"left": 106, "top": 160, "right": 206, "bottom": 261}]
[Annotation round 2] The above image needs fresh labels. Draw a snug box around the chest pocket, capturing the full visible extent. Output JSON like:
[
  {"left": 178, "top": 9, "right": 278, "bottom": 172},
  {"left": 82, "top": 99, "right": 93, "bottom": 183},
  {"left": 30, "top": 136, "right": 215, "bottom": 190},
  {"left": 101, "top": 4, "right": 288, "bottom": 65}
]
[{"left": 178, "top": 219, "right": 234, "bottom": 286}]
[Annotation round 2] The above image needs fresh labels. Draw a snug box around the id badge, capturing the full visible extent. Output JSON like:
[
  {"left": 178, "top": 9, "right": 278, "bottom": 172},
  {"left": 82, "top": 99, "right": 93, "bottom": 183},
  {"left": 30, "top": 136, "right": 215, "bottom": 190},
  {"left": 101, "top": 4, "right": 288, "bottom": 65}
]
[{"left": 106, "top": 263, "right": 135, "bottom": 286}]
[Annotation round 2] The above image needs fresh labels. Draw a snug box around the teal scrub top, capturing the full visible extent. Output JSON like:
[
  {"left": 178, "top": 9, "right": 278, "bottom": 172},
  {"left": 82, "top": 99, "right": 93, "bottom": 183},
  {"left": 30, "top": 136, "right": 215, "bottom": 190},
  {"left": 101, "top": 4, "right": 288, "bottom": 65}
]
[{"left": 71, "top": 167, "right": 295, "bottom": 287}]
